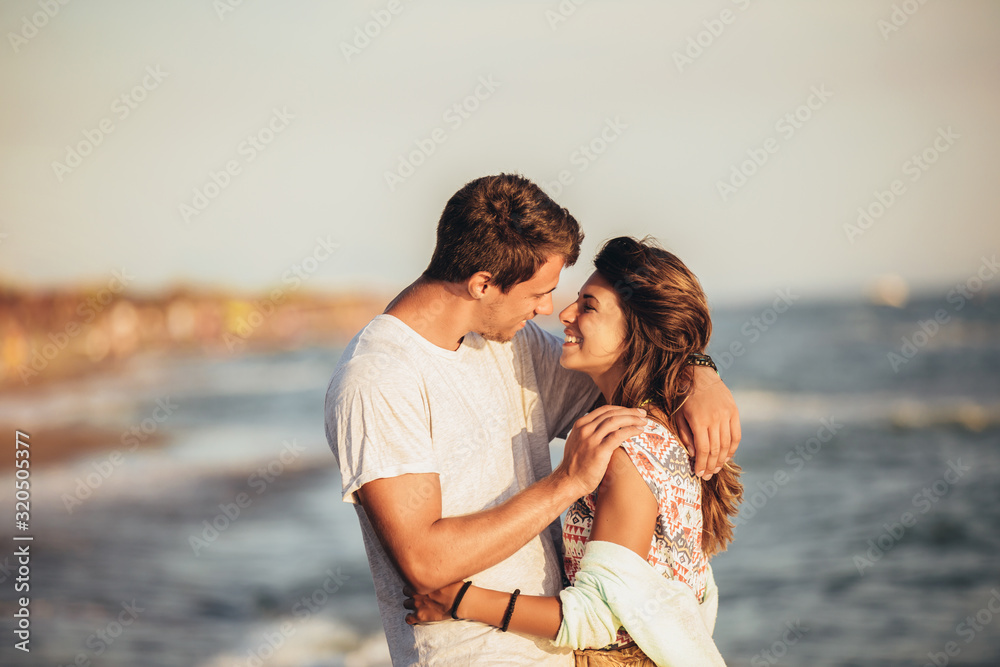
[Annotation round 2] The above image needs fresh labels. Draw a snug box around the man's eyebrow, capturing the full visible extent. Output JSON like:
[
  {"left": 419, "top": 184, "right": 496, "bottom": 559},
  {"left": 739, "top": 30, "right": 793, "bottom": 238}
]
[{"left": 538, "top": 285, "right": 558, "bottom": 295}]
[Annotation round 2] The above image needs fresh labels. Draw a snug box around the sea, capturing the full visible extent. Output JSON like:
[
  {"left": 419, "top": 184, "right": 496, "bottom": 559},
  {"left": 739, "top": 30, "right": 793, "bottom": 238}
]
[{"left": 1, "top": 294, "right": 998, "bottom": 667}]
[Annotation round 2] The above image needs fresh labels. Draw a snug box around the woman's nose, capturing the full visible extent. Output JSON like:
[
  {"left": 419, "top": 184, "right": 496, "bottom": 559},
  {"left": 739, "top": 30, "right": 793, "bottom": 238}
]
[{"left": 559, "top": 302, "right": 576, "bottom": 326}]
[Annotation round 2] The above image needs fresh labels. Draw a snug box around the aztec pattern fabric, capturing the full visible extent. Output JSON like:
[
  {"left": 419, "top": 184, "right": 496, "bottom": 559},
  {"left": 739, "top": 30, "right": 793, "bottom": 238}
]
[{"left": 562, "top": 419, "right": 708, "bottom": 648}]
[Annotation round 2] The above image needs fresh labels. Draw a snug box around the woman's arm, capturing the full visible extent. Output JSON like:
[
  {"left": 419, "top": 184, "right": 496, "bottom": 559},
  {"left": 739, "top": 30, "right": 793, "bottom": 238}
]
[
  {"left": 405, "top": 446, "right": 658, "bottom": 640},
  {"left": 403, "top": 572, "right": 566, "bottom": 638},
  {"left": 588, "top": 446, "right": 658, "bottom": 555}
]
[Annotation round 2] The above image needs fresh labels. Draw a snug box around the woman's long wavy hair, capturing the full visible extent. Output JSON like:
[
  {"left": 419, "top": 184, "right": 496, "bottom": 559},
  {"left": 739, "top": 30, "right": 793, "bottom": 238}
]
[{"left": 595, "top": 236, "right": 742, "bottom": 558}]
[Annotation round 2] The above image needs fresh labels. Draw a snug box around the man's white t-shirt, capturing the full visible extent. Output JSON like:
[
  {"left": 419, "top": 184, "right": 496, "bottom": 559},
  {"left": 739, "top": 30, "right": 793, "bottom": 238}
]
[{"left": 325, "top": 314, "right": 599, "bottom": 666}]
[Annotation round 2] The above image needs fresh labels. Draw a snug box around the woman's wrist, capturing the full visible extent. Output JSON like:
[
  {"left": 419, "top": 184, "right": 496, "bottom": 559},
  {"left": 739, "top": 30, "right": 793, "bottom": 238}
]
[
  {"left": 458, "top": 586, "right": 509, "bottom": 627},
  {"left": 457, "top": 586, "right": 490, "bottom": 623},
  {"left": 449, "top": 581, "right": 473, "bottom": 619}
]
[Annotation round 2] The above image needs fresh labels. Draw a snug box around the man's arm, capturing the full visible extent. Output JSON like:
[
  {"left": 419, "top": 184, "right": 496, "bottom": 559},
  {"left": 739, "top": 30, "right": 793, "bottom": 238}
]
[
  {"left": 359, "top": 405, "right": 647, "bottom": 593},
  {"left": 523, "top": 324, "right": 740, "bottom": 481},
  {"left": 403, "top": 446, "right": 658, "bottom": 640},
  {"left": 676, "top": 367, "right": 741, "bottom": 481}
]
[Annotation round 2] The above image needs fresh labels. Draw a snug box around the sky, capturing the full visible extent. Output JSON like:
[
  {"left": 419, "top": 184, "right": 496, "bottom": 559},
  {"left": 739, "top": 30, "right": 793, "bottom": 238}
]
[{"left": 1, "top": 0, "right": 998, "bottom": 306}]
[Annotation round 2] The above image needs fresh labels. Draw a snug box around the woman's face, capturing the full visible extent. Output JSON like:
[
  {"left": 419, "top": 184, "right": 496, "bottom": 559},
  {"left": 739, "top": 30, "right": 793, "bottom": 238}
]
[{"left": 558, "top": 271, "right": 626, "bottom": 378}]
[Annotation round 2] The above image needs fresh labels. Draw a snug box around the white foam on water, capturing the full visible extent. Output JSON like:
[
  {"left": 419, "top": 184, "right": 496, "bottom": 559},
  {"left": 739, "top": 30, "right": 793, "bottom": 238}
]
[
  {"left": 19, "top": 430, "right": 335, "bottom": 511},
  {"left": 734, "top": 389, "right": 1000, "bottom": 430},
  {"left": 2, "top": 349, "right": 336, "bottom": 428}
]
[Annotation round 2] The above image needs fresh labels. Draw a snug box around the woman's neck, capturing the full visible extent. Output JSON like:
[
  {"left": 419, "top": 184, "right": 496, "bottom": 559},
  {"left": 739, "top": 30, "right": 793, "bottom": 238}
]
[{"left": 591, "top": 366, "right": 624, "bottom": 405}]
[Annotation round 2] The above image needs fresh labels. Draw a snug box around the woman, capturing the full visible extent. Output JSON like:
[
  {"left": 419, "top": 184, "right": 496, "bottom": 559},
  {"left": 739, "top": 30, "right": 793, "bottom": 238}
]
[{"left": 405, "top": 236, "right": 743, "bottom": 666}]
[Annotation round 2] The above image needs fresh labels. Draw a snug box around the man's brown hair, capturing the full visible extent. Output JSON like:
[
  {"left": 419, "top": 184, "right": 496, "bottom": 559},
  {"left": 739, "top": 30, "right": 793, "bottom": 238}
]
[{"left": 423, "top": 174, "right": 583, "bottom": 292}]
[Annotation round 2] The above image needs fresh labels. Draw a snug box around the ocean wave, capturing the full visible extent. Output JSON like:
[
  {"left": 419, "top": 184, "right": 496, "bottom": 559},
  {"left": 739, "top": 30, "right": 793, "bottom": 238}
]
[
  {"left": 24, "top": 435, "right": 336, "bottom": 510},
  {"left": 0, "top": 350, "right": 338, "bottom": 427}
]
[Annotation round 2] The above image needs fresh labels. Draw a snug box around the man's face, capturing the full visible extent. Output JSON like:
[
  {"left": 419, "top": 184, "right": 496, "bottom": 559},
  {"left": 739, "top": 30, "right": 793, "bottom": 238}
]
[{"left": 477, "top": 255, "right": 564, "bottom": 342}]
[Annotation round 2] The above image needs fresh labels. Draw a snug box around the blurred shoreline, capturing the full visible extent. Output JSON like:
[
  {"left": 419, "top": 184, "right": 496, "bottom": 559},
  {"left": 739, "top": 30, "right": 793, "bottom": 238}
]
[
  {"left": 2, "top": 285, "right": 389, "bottom": 472},
  {"left": 2, "top": 284, "right": 390, "bottom": 390}
]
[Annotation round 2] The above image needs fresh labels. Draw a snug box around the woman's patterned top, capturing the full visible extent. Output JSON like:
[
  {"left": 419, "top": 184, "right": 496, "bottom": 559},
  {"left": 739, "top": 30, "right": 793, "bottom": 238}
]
[{"left": 562, "top": 418, "right": 708, "bottom": 648}]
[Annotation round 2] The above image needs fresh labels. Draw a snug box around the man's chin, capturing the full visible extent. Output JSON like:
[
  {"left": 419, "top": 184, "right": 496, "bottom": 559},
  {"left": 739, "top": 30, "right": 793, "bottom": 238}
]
[
  {"left": 479, "top": 329, "right": 515, "bottom": 343},
  {"left": 478, "top": 320, "right": 528, "bottom": 343}
]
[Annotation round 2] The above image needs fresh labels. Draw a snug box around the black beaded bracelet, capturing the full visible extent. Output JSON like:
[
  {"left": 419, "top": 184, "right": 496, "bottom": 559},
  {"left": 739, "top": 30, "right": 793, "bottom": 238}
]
[
  {"left": 450, "top": 581, "right": 473, "bottom": 620},
  {"left": 687, "top": 353, "right": 718, "bottom": 373},
  {"left": 500, "top": 589, "right": 520, "bottom": 632}
]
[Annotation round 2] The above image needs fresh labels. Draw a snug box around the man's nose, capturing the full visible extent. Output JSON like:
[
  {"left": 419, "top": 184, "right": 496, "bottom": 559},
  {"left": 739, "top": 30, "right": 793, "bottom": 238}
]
[{"left": 536, "top": 292, "right": 554, "bottom": 316}]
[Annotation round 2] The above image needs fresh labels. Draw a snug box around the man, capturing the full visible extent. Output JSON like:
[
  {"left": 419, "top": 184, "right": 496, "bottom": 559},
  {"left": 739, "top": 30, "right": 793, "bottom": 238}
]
[{"left": 325, "top": 174, "right": 740, "bottom": 666}]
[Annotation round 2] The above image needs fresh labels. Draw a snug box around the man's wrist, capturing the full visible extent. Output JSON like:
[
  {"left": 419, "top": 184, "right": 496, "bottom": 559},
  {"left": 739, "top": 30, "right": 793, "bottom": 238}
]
[
  {"left": 691, "top": 364, "right": 723, "bottom": 384},
  {"left": 688, "top": 353, "right": 720, "bottom": 376},
  {"left": 545, "top": 467, "right": 584, "bottom": 510}
]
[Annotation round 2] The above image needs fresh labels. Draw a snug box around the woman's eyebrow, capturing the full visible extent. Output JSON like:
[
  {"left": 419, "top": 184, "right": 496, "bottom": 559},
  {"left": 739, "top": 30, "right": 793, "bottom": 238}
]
[{"left": 581, "top": 293, "right": 600, "bottom": 304}]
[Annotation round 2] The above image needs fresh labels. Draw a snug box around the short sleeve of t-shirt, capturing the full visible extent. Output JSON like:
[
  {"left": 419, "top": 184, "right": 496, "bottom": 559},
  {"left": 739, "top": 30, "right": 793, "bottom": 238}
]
[
  {"left": 619, "top": 426, "right": 697, "bottom": 507},
  {"left": 326, "top": 353, "right": 439, "bottom": 504},
  {"left": 518, "top": 321, "right": 600, "bottom": 441}
]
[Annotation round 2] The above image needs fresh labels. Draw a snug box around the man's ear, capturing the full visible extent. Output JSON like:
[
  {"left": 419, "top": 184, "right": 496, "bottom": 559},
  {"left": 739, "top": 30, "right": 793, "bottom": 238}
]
[{"left": 467, "top": 271, "right": 493, "bottom": 300}]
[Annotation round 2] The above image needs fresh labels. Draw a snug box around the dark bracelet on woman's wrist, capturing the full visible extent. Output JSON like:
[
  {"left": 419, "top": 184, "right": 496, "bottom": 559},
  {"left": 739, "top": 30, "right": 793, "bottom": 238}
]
[
  {"left": 500, "top": 588, "right": 520, "bottom": 632},
  {"left": 450, "top": 581, "right": 473, "bottom": 620}
]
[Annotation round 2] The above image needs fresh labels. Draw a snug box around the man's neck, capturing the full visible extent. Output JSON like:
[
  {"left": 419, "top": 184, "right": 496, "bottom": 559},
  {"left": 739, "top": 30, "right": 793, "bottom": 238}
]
[{"left": 384, "top": 277, "right": 474, "bottom": 352}]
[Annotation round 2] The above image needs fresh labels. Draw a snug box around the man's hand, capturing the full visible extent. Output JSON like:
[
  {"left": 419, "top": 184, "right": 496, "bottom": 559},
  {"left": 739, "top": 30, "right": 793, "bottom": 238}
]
[
  {"left": 403, "top": 581, "right": 464, "bottom": 625},
  {"left": 554, "top": 405, "right": 647, "bottom": 499},
  {"left": 676, "top": 367, "right": 741, "bottom": 481}
]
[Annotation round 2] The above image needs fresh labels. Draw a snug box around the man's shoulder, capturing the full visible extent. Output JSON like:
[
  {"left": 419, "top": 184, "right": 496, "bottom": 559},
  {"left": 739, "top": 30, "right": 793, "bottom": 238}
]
[
  {"left": 512, "top": 320, "right": 560, "bottom": 358},
  {"left": 517, "top": 319, "right": 556, "bottom": 342},
  {"left": 328, "top": 316, "right": 420, "bottom": 397}
]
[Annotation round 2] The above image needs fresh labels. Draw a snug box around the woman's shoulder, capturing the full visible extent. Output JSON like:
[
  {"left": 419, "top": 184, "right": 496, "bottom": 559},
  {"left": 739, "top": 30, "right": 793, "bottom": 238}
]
[{"left": 621, "top": 418, "right": 695, "bottom": 478}]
